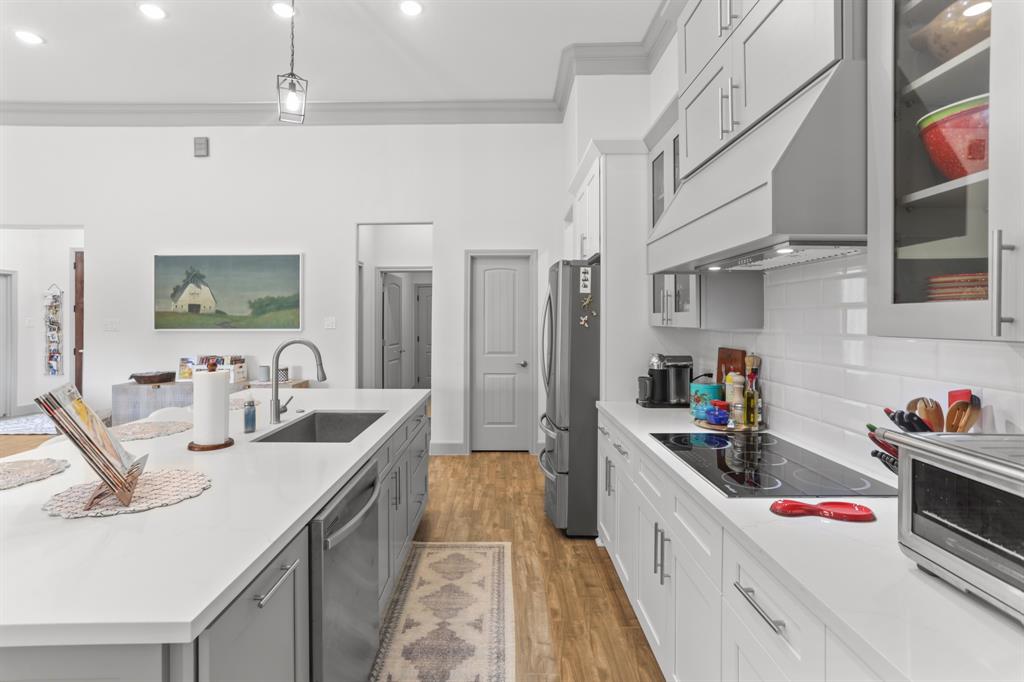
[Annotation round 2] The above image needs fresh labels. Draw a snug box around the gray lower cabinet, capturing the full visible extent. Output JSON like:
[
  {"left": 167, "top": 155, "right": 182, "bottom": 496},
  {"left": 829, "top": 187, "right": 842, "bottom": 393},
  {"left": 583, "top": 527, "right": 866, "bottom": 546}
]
[
  {"left": 377, "top": 413, "right": 430, "bottom": 615},
  {"left": 198, "top": 527, "right": 310, "bottom": 682}
]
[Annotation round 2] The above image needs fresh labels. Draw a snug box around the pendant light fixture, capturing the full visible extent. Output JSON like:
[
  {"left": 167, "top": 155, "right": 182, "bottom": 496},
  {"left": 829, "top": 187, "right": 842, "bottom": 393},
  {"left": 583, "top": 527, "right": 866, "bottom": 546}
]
[{"left": 276, "top": 0, "right": 307, "bottom": 124}]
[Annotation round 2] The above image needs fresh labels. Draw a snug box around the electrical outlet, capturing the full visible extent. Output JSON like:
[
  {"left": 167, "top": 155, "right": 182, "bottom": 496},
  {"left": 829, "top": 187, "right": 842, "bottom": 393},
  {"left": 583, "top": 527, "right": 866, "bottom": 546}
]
[
  {"left": 102, "top": 318, "right": 120, "bottom": 332},
  {"left": 194, "top": 137, "right": 209, "bottom": 157},
  {"left": 323, "top": 316, "right": 337, "bottom": 330}
]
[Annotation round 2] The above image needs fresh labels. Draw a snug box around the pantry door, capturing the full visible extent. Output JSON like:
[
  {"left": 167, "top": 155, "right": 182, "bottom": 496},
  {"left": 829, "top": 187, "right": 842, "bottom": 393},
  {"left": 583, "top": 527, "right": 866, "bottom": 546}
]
[{"left": 469, "top": 254, "right": 535, "bottom": 451}]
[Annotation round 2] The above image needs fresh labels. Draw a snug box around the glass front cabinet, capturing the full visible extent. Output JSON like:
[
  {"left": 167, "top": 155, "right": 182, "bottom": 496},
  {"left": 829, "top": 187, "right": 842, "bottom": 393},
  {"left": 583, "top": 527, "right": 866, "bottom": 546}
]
[
  {"left": 649, "top": 273, "right": 701, "bottom": 328},
  {"left": 868, "top": 0, "right": 1023, "bottom": 340}
]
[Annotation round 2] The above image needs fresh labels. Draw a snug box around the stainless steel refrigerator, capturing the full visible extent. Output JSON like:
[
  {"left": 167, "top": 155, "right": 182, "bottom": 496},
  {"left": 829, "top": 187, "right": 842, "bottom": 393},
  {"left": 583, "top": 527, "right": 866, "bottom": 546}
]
[{"left": 538, "top": 259, "right": 599, "bottom": 537}]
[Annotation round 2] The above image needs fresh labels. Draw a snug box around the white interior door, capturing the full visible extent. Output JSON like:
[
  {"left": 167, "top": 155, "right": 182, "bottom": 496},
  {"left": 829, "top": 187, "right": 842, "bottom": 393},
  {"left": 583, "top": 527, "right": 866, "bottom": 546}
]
[
  {"left": 382, "top": 273, "right": 403, "bottom": 389},
  {"left": 415, "top": 285, "right": 432, "bottom": 389},
  {"left": 0, "top": 272, "right": 15, "bottom": 416},
  {"left": 470, "top": 255, "right": 534, "bottom": 451}
]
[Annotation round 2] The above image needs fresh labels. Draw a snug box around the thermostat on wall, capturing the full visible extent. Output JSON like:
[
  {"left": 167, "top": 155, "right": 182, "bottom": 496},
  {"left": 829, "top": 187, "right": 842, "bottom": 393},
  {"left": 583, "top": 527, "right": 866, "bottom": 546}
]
[{"left": 193, "top": 137, "right": 209, "bottom": 157}]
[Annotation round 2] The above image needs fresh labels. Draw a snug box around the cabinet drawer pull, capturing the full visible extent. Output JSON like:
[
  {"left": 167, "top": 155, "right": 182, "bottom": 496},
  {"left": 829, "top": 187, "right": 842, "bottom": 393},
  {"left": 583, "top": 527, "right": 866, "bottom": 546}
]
[
  {"left": 992, "top": 228, "right": 1016, "bottom": 337},
  {"left": 613, "top": 443, "right": 628, "bottom": 458},
  {"left": 653, "top": 522, "right": 661, "bottom": 574},
  {"left": 255, "top": 558, "right": 300, "bottom": 609},
  {"left": 659, "top": 533, "right": 670, "bottom": 585},
  {"left": 733, "top": 581, "right": 786, "bottom": 635},
  {"left": 598, "top": 425, "right": 609, "bottom": 436},
  {"left": 608, "top": 462, "right": 615, "bottom": 494}
]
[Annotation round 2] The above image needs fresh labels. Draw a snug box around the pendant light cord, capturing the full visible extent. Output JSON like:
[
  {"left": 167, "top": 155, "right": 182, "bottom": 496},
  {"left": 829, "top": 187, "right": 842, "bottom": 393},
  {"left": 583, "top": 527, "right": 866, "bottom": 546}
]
[{"left": 289, "top": 0, "right": 296, "bottom": 74}]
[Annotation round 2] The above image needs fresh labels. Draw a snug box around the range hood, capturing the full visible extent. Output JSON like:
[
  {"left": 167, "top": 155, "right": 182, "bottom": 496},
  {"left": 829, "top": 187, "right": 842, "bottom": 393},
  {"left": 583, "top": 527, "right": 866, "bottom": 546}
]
[
  {"left": 647, "top": 58, "right": 866, "bottom": 275},
  {"left": 703, "top": 239, "right": 867, "bottom": 272}
]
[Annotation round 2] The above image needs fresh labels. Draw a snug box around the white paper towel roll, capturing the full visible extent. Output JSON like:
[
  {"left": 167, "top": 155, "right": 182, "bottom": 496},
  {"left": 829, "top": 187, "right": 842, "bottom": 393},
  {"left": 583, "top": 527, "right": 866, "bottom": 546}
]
[{"left": 193, "top": 370, "right": 230, "bottom": 445}]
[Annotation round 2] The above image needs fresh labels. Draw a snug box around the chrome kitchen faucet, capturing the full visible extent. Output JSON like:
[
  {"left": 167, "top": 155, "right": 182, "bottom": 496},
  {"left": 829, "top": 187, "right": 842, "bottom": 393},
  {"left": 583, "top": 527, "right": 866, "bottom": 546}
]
[{"left": 270, "top": 338, "right": 327, "bottom": 423}]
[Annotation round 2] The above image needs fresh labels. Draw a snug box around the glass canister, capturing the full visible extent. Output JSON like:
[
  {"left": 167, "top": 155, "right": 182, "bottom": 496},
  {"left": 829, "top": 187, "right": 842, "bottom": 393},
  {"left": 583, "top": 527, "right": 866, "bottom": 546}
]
[{"left": 244, "top": 400, "right": 256, "bottom": 434}]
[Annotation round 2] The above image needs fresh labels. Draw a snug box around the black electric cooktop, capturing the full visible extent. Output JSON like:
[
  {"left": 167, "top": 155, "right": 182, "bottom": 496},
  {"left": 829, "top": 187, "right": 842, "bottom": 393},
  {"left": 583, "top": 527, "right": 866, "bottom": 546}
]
[{"left": 651, "top": 432, "right": 898, "bottom": 498}]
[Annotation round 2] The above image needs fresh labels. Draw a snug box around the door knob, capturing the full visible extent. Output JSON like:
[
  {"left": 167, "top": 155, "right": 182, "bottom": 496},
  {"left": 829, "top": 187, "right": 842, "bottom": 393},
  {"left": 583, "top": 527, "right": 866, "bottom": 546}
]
[{"left": 517, "top": 361, "right": 528, "bottom": 367}]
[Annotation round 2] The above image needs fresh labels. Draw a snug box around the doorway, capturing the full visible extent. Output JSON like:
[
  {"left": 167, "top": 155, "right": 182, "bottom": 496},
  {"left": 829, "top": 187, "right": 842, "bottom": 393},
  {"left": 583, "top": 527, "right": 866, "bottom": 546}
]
[
  {"left": 468, "top": 252, "right": 536, "bottom": 452},
  {"left": 415, "top": 284, "right": 432, "bottom": 389},
  {"left": 73, "top": 250, "right": 84, "bottom": 394},
  {"left": 0, "top": 271, "right": 15, "bottom": 417},
  {"left": 355, "top": 224, "right": 434, "bottom": 390}
]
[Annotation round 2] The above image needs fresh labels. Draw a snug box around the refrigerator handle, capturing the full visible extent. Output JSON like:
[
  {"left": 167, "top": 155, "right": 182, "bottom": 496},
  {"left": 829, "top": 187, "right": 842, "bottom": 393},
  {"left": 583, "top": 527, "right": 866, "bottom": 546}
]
[
  {"left": 539, "top": 413, "right": 560, "bottom": 440},
  {"left": 541, "top": 293, "right": 553, "bottom": 391}
]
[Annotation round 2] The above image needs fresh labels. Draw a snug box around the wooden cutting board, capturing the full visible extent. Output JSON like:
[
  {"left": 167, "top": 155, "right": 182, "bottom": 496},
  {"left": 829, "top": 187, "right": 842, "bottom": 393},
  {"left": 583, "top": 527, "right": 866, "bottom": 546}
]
[{"left": 716, "top": 347, "right": 746, "bottom": 383}]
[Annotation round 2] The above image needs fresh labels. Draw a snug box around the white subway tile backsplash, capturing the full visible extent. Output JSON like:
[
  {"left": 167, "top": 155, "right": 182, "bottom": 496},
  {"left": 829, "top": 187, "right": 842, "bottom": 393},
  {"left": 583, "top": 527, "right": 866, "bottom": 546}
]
[
  {"left": 668, "top": 254, "right": 1024, "bottom": 460},
  {"left": 786, "top": 279, "right": 822, "bottom": 307}
]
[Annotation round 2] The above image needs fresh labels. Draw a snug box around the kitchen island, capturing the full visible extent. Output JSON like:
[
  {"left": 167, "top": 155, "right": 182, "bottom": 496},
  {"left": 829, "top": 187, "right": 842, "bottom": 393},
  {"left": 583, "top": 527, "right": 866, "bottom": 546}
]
[
  {"left": 596, "top": 402, "right": 1024, "bottom": 682},
  {"left": 0, "top": 388, "right": 429, "bottom": 682}
]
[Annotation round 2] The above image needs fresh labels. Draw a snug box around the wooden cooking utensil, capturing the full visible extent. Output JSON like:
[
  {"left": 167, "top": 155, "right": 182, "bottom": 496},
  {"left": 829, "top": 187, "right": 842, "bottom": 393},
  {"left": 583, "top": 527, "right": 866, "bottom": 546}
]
[
  {"left": 716, "top": 347, "right": 746, "bottom": 384},
  {"left": 956, "top": 395, "right": 982, "bottom": 432},
  {"left": 907, "top": 397, "right": 943, "bottom": 432},
  {"left": 946, "top": 400, "right": 972, "bottom": 432}
]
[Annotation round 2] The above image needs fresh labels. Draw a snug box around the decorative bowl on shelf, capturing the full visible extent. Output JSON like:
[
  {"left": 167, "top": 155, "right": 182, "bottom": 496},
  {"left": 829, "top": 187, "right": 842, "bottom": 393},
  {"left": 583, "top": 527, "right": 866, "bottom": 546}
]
[
  {"left": 909, "top": 0, "right": 991, "bottom": 63},
  {"left": 917, "top": 94, "right": 989, "bottom": 181},
  {"left": 129, "top": 371, "right": 176, "bottom": 384}
]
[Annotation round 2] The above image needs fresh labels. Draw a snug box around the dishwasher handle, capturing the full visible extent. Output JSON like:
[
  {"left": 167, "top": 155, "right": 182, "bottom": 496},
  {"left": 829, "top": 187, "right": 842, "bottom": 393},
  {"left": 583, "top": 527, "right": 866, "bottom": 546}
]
[{"left": 324, "top": 480, "right": 382, "bottom": 551}]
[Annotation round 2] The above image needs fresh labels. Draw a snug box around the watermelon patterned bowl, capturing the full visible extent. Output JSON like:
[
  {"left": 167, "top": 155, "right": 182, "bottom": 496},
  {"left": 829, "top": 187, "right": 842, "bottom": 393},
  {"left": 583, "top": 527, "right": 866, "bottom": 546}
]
[{"left": 917, "top": 94, "right": 989, "bottom": 181}]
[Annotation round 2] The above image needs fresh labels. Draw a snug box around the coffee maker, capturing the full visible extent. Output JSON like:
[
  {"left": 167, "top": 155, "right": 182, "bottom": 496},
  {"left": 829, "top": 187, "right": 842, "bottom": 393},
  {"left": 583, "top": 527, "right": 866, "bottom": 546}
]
[{"left": 637, "top": 354, "right": 693, "bottom": 407}]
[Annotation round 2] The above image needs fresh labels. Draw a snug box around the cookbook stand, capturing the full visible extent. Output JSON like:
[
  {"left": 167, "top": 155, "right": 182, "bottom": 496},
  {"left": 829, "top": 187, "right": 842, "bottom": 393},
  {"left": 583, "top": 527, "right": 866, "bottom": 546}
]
[{"left": 82, "top": 458, "right": 147, "bottom": 510}]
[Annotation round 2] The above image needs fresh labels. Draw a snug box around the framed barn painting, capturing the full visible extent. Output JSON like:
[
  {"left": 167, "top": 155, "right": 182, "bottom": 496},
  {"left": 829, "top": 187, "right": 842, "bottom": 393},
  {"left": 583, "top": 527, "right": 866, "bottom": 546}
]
[{"left": 153, "top": 254, "right": 302, "bottom": 331}]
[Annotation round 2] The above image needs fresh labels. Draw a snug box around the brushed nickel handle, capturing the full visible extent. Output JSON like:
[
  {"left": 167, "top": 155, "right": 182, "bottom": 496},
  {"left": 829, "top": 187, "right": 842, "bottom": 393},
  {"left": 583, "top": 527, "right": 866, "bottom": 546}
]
[
  {"left": 726, "top": 0, "right": 740, "bottom": 27},
  {"left": 719, "top": 87, "right": 727, "bottom": 139},
  {"left": 653, "top": 522, "right": 661, "bottom": 574},
  {"left": 991, "top": 228, "right": 1016, "bottom": 337},
  {"left": 255, "top": 559, "right": 300, "bottom": 609},
  {"left": 659, "top": 533, "right": 670, "bottom": 585},
  {"left": 324, "top": 480, "right": 381, "bottom": 550},
  {"left": 726, "top": 77, "right": 738, "bottom": 133},
  {"left": 604, "top": 457, "right": 610, "bottom": 495},
  {"left": 608, "top": 461, "right": 614, "bottom": 494},
  {"left": 598, "top": 425, "right": 609, "bottom": 436},
  {"left": 613, "top": 443, "right": 629, "bottom": 458},
  {"left": 580, "top": 234, "right": 587, "bottom": 259},
  {"left": 718, "top": 0, "right": 726, "bottom": 36},
  {"left": 517, "top": 360, "right": 528, "bottom": 367},
  {"left": 734, "top": 581, "right": 786, "bottom": 635}
]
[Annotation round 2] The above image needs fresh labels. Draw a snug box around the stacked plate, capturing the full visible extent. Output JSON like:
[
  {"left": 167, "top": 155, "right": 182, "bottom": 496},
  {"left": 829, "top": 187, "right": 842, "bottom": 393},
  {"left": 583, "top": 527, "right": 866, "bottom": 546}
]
[{"left": 927, "top": 273, "right": 988, "bottom": 301}]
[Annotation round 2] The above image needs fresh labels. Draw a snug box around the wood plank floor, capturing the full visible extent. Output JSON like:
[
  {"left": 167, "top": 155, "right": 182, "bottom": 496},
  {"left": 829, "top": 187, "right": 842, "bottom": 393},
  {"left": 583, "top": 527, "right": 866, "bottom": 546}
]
[
  {"left": 415, "top": 452, "right": 663, "bottom": 682},
  {"left": 0, "top": 435, "right": 51, "bottom": 458}
]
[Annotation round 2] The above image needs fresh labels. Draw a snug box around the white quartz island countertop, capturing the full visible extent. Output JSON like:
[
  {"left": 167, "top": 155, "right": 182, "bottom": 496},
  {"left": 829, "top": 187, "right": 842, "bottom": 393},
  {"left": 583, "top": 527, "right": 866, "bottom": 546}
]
[
  {"left": 0, "top": 388, "right": 429, "bottom": 648},
  {"left": 596, "top": 402, "right": 1024, "bottom": 682}
]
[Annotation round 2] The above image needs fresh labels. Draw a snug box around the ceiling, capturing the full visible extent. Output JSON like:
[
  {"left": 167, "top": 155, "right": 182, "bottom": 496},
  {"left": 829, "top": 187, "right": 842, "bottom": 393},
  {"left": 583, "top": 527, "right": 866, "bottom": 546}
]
[{"left": 0, "top": 0, "right": 664, "bottom": 107}]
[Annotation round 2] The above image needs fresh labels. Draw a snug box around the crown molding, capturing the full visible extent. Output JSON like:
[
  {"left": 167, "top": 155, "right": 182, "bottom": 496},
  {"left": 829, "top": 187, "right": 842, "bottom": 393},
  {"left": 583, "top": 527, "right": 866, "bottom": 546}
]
[
  {"left": 0, "top": 99, "right": 562, "bottom": 127},
  {"left": 0, "top": 1, "right": 684, "bottom": 127}
]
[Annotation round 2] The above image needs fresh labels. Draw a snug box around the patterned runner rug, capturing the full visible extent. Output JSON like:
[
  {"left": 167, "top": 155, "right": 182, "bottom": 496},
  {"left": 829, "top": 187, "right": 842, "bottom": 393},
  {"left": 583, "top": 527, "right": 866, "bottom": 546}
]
[{"left": 371, "top": 542, "right": 514, "bottom": 682}]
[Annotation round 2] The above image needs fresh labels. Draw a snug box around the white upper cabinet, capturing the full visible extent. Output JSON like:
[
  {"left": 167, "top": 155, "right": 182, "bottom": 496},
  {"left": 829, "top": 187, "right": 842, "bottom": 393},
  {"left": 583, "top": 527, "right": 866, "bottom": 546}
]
[
  {"left": 678, "top": 47, "right": 734, "bottom": 179},
  {"left": 678, "top": 0, "right": 758, "bottom": 94},
  {"left": 570, "top": 157, "right": 601, "bottom": 260},
  {"left": 867, "top": 0, "right": 1024, "bottom": 341},
  {"left": 732, "top": 0, "right": 841, "bottom": 128}
]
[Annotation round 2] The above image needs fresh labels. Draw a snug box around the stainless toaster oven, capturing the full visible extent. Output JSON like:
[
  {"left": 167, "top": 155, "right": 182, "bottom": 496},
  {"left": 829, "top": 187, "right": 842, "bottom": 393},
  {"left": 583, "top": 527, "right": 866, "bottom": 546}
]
[{"left": 879, "top": 430, "right": 1024, "bottom": 624}]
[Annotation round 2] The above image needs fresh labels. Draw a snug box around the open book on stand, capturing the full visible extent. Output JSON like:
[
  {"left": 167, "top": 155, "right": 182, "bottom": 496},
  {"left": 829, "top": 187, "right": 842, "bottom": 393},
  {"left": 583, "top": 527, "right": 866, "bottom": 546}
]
[{"left": 35, "top": 384, "right": 148, "bottom": 509}]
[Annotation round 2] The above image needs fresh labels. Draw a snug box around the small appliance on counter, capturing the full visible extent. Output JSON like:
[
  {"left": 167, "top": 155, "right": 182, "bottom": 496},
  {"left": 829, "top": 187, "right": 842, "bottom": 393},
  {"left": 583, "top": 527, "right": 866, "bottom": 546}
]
[
  {"left": 876, "top": 429, "right": 1024, "bottom": 625},
  {"left": 637, "top": 354, "right": 695, "bottom": 408}
]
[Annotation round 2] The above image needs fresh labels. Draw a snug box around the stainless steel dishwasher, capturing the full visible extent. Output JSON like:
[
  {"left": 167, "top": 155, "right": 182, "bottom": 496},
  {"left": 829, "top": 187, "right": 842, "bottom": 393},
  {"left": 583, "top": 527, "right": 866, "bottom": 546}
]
[{"left": 310, "top": 459, "right": 381, "bottom": 682}]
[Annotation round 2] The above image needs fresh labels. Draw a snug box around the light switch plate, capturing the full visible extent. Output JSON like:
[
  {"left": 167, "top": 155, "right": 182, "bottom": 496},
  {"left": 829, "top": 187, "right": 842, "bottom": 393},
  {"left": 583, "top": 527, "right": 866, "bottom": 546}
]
[
  {"left": 193, "top": 137, "right": 209, "bottom": 157},
  {"left": 323, "top": 316, "right": 337, "bottom": 329}
]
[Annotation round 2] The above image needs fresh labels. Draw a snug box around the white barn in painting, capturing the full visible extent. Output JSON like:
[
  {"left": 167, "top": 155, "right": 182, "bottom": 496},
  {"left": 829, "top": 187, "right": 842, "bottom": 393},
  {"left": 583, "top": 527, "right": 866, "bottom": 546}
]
[{"left": 170, "top": 282, "right": 217, "bottom": 314}]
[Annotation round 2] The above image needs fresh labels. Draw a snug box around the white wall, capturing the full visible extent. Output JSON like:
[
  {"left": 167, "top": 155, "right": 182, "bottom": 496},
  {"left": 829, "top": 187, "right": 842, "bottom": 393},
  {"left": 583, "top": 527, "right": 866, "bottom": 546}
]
[
  {"left": 649, "top": 34, "right": 679, "bottom": 124},
  {"left": 657, "top": 255, "right": 1024, "bottom": 483},
  {"left": 563, "top": 75, "right": 653, "bottom": 182},
  {"left": 0, "top": 125, "right": 563, "bottom": 452},
  {"left": 0, "top": 227, "right": 84, "bottom": 409}
]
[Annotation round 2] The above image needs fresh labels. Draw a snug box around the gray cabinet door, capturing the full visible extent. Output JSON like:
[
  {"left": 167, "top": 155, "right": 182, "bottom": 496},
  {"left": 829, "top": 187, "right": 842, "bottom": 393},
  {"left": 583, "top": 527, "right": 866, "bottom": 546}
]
[
  {"left": 199, "top": 528, "right": 310, "bottom": 682},
  {"left": 732, "top": 0, "right": 840, "bottom": 130},
  {"left": 678, "top": 48, "right": 734, "bottom": 179},
  {"left": 388, "top": 456, "right": 409, "bottom": 578},
  {"left": 378, "top": 468, "right": 394, "bottom": 600}
]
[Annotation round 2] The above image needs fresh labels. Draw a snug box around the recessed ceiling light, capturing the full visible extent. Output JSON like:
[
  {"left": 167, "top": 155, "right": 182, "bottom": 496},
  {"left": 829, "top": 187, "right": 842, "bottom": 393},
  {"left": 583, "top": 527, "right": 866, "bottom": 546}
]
[
  {"left": 962, "top": 1, "right": 991, "bottom": 16},
  {"left": 14, "top": 30, "right": 44, "bottom": 45},
  {"left": 708, "top": 266, "right": 722, "bottom": 271},
  {"left": 272, "top": 2, "right": 295, "bottom": 18},
  {"left": 138, "top": 3, "right": 166, "bottom": 19},
  {"left": 400, "top": 1, "right": 423, "bottom": 17},
  {"left": 776, "top": 247, "right": 795, "bottom": 254}
]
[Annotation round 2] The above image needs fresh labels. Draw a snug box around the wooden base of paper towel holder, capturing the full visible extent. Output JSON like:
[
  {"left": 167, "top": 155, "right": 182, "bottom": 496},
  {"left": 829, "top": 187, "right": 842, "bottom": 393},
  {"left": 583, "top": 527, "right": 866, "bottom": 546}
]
[{"left": 187, "top": 437, "right": 235, "bottom": 452}]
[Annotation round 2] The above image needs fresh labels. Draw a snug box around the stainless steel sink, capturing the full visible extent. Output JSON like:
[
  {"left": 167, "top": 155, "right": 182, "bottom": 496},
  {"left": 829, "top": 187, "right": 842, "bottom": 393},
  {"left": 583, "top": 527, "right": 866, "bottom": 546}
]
[{"left": 254, "top": 411, "right": 385, "bottom": 444}]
